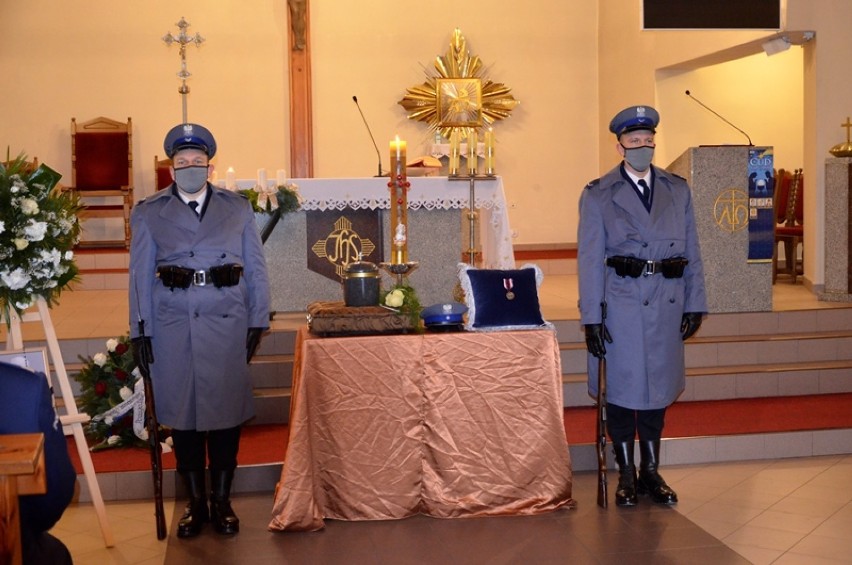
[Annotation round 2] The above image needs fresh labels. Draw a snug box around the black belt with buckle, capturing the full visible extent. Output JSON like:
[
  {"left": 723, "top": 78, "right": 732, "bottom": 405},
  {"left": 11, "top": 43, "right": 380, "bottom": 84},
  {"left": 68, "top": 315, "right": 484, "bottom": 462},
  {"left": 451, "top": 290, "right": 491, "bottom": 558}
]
[
  {"left": 606, "top": 256, "right": 688, "bottom": 279},
  {"left": 157, "top": 264, "right": 244, "bottom": 290}
]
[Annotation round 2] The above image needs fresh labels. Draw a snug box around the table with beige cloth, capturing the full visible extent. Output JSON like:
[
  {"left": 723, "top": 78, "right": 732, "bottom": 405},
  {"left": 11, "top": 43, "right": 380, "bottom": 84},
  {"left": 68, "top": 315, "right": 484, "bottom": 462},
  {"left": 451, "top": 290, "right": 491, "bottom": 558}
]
[{"left": 269, "top": 328, "right": 574, "bottom": 532}]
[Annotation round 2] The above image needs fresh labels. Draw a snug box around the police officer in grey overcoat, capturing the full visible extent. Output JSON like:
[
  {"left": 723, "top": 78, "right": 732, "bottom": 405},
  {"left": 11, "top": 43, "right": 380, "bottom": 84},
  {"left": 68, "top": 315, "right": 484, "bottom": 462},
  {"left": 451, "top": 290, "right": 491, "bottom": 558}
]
[
  {"left": 129, "top": 123, "right": 271, "bottom": 537},
  {"left": 578, "top": 106, "right": 707, "bottom": 507}
]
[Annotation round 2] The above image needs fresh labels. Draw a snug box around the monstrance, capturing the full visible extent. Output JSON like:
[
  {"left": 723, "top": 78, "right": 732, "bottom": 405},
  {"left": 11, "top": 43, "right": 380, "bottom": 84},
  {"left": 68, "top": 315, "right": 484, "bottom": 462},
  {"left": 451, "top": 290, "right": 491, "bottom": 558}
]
[{"left": 399, "top": 29, "right": 520, "bottom": 266}]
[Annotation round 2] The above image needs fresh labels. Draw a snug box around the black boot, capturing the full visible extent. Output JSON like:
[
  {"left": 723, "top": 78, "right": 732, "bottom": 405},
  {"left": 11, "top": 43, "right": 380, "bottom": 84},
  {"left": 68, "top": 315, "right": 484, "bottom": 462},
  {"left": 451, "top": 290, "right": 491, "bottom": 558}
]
[
  {"left": 177, "top": 471, "right": 209, "bottom": 538},
  {"left": 210, "top": 469, "right": 239, "bottom": 535},
  {"left": 637, "top": 440, "right": 678, "bottom": 505},
  {"left": 612, "top": 442, "right": 638, "bottom": 507}
]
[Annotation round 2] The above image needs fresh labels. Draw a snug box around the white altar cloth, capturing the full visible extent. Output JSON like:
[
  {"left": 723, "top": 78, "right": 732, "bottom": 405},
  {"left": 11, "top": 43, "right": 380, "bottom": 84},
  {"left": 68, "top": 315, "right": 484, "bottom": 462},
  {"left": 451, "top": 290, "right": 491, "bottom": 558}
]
[{"left": 220, "top": 176, "right": 515, "bottom": 269}]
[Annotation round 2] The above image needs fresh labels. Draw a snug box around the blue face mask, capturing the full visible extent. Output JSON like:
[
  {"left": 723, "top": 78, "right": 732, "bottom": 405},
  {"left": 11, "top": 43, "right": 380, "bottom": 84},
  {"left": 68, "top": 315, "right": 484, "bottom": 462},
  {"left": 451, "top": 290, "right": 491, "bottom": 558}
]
[
  {"left": 174, "top": 166, "right": 209, "bottom": 194},
  {"left": 621, "top": 144, "right": 654, "bottom": 172}
]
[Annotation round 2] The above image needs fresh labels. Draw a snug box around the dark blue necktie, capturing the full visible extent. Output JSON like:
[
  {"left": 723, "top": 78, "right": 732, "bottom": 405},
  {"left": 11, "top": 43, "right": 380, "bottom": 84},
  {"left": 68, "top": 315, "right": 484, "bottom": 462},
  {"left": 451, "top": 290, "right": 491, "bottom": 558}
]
[
  {"left": 188, "top": 200, "right": 200, "bottom": 218},
  {"left": 637, "top": 179, "right": 651, "bottom": 210}
]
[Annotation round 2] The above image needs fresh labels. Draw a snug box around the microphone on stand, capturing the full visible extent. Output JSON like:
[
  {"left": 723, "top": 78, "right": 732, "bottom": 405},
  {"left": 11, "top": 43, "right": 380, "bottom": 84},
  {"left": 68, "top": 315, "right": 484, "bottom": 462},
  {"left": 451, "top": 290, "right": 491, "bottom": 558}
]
[
  {"left": 684, "top": 90, "right": 753, "bottom": 146},
  {"left": 352, "top": 95, "right": 385, "bottom": 177}
]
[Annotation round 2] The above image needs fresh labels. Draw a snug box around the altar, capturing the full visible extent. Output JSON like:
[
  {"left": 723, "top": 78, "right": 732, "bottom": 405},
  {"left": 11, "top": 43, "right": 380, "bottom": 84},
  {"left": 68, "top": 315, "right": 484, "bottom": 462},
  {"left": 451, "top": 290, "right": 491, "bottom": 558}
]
[{"left": 225, "top": 176, "right": 515, "bottom": 312}]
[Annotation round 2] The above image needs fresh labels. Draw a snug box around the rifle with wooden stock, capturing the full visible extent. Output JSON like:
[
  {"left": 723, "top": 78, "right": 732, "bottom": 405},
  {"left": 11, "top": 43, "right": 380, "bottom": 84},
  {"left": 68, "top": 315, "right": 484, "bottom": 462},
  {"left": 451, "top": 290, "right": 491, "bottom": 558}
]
[
  {"left": 596, "top": 301, "right": 608, "bottom": 509},
  {"left": 134, "top": 303, "right": 167, "bottom": 539},
  {"left": 137, "top": 320, "right": 166, "bottom": 539}
]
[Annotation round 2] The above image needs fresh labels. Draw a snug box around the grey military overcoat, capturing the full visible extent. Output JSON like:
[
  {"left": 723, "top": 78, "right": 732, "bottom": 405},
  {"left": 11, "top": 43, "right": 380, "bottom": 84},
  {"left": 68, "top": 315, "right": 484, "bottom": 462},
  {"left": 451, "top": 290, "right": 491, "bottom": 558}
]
[
  {"left": 129, "top": 184, "right": 271, "bottom": 430},
  {"left": 578, "top": 164, "right": 707, "bottom": 410}
]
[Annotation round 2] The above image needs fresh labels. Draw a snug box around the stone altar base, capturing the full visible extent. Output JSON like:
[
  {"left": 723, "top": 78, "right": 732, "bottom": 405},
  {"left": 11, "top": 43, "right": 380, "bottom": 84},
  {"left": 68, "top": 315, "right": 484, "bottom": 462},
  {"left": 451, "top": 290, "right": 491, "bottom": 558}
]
[
  {"left": 820, "top": 157, "right": 852, "bottom": 303},
  {"left": 259, "top": 209, "right": 462, "bottom": 312}
]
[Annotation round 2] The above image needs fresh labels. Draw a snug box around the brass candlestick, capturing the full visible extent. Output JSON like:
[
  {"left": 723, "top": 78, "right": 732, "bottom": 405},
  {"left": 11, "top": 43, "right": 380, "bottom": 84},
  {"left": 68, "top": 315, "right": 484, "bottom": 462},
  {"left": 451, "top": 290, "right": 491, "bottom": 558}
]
[{"left": 448, "top": 173, "right": 497, "bottom": 266}]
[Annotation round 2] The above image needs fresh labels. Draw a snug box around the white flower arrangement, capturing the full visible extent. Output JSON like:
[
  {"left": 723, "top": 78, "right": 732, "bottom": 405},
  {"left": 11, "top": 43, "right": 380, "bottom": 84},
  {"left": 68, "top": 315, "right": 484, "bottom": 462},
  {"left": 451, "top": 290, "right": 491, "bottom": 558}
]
[{"left": 0, "top": 153, "right": 81, "bottom": 318}]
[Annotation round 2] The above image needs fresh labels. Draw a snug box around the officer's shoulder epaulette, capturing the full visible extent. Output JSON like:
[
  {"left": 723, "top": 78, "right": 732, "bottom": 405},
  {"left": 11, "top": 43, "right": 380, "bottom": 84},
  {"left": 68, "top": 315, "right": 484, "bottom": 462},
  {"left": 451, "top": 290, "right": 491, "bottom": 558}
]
[
  {"left": 585, "top": 178, "right": 601, "bottom": 189},
  {"left": 670, "top": 172, "right": 687, "bottom": 181}
]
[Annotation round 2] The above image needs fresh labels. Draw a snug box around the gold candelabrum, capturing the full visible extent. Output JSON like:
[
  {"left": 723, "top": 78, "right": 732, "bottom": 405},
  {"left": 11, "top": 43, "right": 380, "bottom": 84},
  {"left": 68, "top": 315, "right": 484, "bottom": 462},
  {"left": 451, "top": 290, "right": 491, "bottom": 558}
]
[
  {"left": 380, "top": 137, "right": 419, "bottom": 285},
  {"left": 448, "top": 127, "right": 497, "bottom": 266}
]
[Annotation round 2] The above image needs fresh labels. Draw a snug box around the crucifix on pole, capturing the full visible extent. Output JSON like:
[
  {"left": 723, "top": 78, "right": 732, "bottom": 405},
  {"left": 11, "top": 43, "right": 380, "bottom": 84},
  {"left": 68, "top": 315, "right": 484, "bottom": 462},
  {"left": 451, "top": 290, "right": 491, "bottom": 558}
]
[{"left": 162, "top": 17, "right": 205, "bottom": 123}]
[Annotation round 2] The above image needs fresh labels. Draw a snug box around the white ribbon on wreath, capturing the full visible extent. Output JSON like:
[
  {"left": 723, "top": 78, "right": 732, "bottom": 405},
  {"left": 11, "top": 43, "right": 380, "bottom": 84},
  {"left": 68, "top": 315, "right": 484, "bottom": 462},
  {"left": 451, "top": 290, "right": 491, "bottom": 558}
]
[
  {"left": 90, "top": 368, "right": 172, "bottom": 452},
  {"left": 254, "top": 183, "right": 280, "bottom": 211}
]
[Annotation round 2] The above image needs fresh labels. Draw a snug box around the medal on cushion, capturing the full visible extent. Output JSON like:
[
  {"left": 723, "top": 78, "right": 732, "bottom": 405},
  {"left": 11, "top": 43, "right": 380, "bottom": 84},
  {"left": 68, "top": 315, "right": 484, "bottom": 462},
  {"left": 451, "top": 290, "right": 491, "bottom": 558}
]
[{"left": 503, "top": 278, "right": 515, "bottom": 300}]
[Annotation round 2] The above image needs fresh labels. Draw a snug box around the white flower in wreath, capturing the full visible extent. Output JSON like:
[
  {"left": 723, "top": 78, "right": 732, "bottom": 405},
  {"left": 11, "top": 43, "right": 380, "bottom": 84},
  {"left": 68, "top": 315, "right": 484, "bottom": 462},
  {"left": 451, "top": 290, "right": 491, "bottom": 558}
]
[
  {"left": 105, "top": 416, "right": 114, "bottom": 425},
  {"left": 19, "top": 198, "right": 39, "bottom": 215},
  {"left": 14, "top": 238, "right": 29, "bottom": 251},
  {"left": 107, "top": 435, "right": 120, "bottom": 446},
  {"left": 24, "top": 220, "right": 48, "bottom": 241},
  {"left": 93, "top": 352, "right": 108, "bottom": 367},
  {"left": 106, "top": 338, "right": 119, "bottom": 352},
  {"left": 1, "top": 268, "right": 31, "bottom": 290},
  {"left": 119, "top": 386, "right": 133, "bottom": 401},
  {"left": 0, "top": 220, "right": 4, "bottom": 234},
  {"left": 64, "top": 250, "right": 74, "bottom": 261},
  {"left": 15, "top": 298, "right": 33, "bottom": 311},
  {"left": 39, "top": 248, "right": 61, "bottom": 267},
  {"left": 58, "top": 218, "right": 73, "bottom": 235}
]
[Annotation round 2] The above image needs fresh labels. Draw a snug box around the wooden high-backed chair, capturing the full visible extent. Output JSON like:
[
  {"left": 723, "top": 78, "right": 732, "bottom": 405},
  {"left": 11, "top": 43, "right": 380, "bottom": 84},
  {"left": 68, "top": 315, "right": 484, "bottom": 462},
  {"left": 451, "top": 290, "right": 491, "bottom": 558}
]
[
  {"left": 773, "top": 168, "right": 804, "bottom": 283},
  {"left": 153, "top": 155, "right": 172, "bottom": 191},
  {"left": 68, "top": 116, "right": 133, "bottom": 248}
]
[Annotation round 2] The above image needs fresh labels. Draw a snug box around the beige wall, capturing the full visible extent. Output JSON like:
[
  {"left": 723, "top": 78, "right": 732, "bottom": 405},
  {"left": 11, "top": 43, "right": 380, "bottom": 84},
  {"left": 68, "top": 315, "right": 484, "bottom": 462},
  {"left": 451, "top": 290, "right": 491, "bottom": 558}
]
[
  {"left": 0, "top": 0, "right": 599, "bottom": 247},
  {"left": 1, "top": 1, "right": 847, "bottom": 281},
  {"left": 655, "top": 50, "right": 804, "bottom": 171},
  {"left": 0, "top": 1, "right": 290, "bottom": 199}
]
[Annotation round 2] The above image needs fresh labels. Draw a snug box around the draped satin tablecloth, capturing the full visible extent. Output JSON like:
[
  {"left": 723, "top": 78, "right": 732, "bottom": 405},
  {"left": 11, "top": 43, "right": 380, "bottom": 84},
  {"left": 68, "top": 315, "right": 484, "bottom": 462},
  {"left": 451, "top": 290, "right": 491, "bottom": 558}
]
[{"left": 269, "top": 328, "right": 573, "bottom": 532}]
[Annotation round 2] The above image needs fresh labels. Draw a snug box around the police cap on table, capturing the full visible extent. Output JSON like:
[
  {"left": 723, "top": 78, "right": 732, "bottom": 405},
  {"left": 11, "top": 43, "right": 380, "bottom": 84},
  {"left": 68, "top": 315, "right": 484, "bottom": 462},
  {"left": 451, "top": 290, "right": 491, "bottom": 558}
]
[
  {"left": 164, "top": 123, "right": 217, "bottom": 159},
  {"left": 609, "top": 105, "right": 659, "bottom": 137},
  {"left": 420, "top": 302, "right": 468, "bottom": 326}
]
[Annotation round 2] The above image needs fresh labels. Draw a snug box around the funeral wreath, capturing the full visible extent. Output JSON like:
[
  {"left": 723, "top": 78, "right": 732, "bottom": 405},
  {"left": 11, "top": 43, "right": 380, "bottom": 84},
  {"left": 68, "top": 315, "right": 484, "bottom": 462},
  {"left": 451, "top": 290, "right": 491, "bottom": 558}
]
[
  {"left": 75, "top": 335, "right": 171, "bottom": 451},
  {"left": 0, "top": 153, "right": 81, "bottom": 320}
]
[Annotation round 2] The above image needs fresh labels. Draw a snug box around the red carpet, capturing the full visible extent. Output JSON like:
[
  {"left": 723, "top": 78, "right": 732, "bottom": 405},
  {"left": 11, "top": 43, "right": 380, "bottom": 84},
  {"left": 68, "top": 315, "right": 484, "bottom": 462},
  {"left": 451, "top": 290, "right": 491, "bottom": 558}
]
[
  {"left": 67, "top": 424, "right": 289, "bottom": 474},
  {"left": 69, "top": 394, "right": 852, "bottom": 474}
]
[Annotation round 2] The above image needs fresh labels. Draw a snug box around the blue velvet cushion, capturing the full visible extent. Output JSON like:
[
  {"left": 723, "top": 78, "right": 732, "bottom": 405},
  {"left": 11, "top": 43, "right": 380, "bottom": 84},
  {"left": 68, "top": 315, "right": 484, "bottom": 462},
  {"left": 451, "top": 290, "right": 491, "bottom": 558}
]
[{"left": 457, "top": 263, "right": 552, "bottom": 331}]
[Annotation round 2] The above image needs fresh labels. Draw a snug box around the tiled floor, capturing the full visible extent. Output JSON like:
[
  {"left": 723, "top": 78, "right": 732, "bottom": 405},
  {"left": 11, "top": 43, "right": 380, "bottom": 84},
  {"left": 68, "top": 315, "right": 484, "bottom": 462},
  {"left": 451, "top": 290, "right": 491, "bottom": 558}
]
[
  {"left": 27, "top": 277, "right": 852, "bottom": 563},
  {"left": 54, "top": 455, "right": 852, "bottom": 564}
]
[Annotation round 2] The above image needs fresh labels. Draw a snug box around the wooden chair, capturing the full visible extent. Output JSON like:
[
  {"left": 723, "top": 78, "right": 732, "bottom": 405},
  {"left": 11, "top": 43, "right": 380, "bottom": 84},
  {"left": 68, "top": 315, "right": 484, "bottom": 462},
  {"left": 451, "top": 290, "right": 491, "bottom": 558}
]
[
  {"left": 1, "top": 156, "right": 38, "bottom": 174},
  {"left": 773, "top": 168, "right": 804, "bottom": 283},
  {"left": 68, "top": 117, "right": 133, "bottom": 249},
  {"left": 153, "top": 155, "right": 172, "bottom": 191}
]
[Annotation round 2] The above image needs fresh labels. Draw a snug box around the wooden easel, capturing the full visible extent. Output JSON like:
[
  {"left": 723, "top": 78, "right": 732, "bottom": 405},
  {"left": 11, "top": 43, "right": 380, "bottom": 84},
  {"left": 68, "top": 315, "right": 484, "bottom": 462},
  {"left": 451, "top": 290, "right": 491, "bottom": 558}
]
[{"left": 3, "top": 297, "right": 114, "bottom": 547}]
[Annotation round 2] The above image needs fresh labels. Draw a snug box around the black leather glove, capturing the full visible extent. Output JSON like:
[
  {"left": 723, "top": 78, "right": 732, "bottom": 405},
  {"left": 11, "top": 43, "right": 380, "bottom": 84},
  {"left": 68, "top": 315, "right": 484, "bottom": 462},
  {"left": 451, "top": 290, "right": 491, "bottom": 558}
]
[
  {"left": 131, "top": 336, "right": 154, "bottom": 374},
  {"left": 584, "top": 323, "right": 613, "bottom": 359},
  {"left": 246, "top": 327, "right": 264, "bottom": 363},
  {"left": 681, "top": 312, "right": 703, "bottom": 341}
]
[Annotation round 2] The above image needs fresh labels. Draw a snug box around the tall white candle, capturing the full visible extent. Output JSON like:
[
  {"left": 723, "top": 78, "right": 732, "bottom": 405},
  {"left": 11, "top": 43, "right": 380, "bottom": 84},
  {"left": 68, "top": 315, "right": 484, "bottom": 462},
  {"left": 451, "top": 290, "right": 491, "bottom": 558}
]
[
  {"left": 467, "top": 130, "right": 478, "bottom": 176},
  {"left": 257, "top": 168, "right": 268, "bottom": 189},
  {"left": 449, "top": 130, "right": 460, "bottom": 175},
  {"left": 225, "top": 167, "right": 236, "bottom": 190},
  {"left": 484, "top": 128, "right": 495, "bottom": 175},
  {"left": 276, "top": 169, "right": 288, "bottom": 186}
]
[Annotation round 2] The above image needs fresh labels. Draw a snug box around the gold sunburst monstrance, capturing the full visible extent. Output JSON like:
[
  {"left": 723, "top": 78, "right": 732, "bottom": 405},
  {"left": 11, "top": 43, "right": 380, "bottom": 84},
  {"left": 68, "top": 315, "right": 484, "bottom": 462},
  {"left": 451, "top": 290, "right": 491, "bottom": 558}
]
[{"left": 398, "top": 29, "right": 520, "bottom": 141}]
